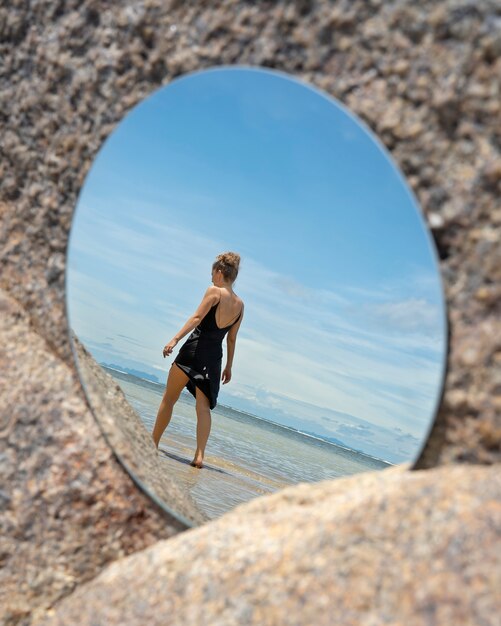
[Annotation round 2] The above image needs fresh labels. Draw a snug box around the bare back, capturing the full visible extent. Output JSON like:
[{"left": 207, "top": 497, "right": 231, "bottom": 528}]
[{"left": 214, "top": 287, "right": 243, "bottom": 329}]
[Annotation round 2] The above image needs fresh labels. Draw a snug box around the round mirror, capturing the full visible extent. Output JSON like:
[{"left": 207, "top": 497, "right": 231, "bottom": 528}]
[{"left": 66, "top": 66, "right": 447, "bottom": 525}]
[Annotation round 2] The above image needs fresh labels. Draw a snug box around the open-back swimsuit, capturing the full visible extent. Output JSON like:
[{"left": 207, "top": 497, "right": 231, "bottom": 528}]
[{"left": 173, "top": 298, "right": 242, "bottom": 409}]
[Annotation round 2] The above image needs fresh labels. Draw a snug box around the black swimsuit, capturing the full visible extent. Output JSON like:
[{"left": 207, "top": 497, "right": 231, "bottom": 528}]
[{"left": 173, "top": 300, "right": 242, "bottom": 409}]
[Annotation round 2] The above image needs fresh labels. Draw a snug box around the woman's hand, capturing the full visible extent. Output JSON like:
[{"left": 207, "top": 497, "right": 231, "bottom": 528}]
[
  {"left": 221, "top": 366, "right": 232, "bottom": 384},
  {"left": 163, "top": 338, "right": 178, "bottom": 358}
]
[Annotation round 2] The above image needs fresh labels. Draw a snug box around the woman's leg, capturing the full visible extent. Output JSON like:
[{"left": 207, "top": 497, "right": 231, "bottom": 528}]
[
  {"left": 152, "top": 364, "right": 189, "bottom": 449},
  {"left": 191, "top": 387, "right": 212, "bottom": 468}
]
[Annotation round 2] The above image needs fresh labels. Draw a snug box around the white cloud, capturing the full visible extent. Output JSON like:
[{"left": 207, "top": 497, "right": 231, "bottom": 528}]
[
  {"left": 369, "top": 298, "right": 442, "bottom": 333},
  {"left": 68, "top": 201, "right": 446, "bottom": 462}
]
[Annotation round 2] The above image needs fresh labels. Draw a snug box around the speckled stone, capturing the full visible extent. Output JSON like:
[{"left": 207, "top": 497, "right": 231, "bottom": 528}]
[
  {"left": 37, "top": 464, "right": 501, "bottom": 626},
  {"left": 0, "top": 290, "right": 188, "bottom": 626},
  {"left": 1, "top": 0, "right": 501, "bottom": 624},
  {"left": 0, "top": 0, "right": 499, "bottom": 473}
]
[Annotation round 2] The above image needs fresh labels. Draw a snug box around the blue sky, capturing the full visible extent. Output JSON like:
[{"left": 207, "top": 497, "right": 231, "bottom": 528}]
[{"left": 67, "top": 66, "right": 447, "bottom": 464}]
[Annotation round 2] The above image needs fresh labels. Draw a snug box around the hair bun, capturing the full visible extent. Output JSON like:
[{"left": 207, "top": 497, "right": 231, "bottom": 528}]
[
  {"left": 213, "top": 251, "right": 240, "bottom": 282},
  {"left": 219, "top": 252, "right": 240, "bottom": 270}
]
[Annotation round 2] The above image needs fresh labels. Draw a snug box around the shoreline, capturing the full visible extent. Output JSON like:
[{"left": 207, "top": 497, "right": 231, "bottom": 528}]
[{"left": 103, "top": 364, "right": 393, "bottom": 467}]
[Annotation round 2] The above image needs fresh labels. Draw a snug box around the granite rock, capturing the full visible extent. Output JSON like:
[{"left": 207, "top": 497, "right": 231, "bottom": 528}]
[
  {"left": 0, "top": 290, "right": 188, "bottom": 626},
  {"left": 0, "top": 0, "right": 499, "bottom": 473},
  {"left": 37, "top": 464, "right": 501, "bottom": 626},
  {"left": 1, "top": 0, "right": 501, "bottom": 624}
]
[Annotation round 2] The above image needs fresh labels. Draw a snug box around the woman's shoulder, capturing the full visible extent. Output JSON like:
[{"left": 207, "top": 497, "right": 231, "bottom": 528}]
[
  {"left": 203, "top": 285, "right": 221, "bottom": 303},
  {"left": 229, "top": 290, "right": 243, "bottom": 305},
  {"left": 234, "top": 294, "right": 244, "bottom": 311}
]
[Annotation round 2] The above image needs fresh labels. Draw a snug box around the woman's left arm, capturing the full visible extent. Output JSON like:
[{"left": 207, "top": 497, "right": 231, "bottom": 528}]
[
  {"left": 222, "top": 303, "right": 244, "bottom": 384},
  {"left": 163, "top": 286, "right": 219, "bottom": 357}
]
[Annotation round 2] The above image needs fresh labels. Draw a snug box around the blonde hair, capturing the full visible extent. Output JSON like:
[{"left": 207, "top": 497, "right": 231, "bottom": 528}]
[{"left": 212, "top": 252, "right": 240, "bottom": 282}]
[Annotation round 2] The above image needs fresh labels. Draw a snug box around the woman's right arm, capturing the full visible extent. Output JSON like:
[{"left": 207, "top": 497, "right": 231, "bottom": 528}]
[{"left": 163, "top": 286, "right": 220, "bottom": 357}]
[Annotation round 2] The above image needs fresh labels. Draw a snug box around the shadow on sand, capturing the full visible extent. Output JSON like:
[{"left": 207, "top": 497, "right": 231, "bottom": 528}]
[{"left": 158, "top": 448, "right": 231, "bottom": 476}]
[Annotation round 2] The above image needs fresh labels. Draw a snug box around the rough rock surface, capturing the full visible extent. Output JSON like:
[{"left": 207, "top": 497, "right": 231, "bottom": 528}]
[
  {"left": 1, "top": 0, "right": 500, "bottom": 470},
  {"left": 1, "top": 0, "right": 501, "bottom": 625},
  {"left": 37, "top": 464, "right": 501, "bottom": 626},
  {"left": 0, "top": 290, "right": 188, "bottom": 626},
  {"left": 72, "top": 334, "right": 207, "bottom": 526}
]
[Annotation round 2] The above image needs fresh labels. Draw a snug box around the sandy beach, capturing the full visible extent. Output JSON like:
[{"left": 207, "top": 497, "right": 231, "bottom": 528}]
[{"left": 110, "top": 367, "right": 390, "bottom": 520}]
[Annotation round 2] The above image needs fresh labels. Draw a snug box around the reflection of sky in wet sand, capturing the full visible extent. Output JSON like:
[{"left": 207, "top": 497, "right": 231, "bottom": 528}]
[
  {"left": 157, "top": 448, "right": 281, "bottom": 521},
  {"left": 114, "top": 373, "right": 389, "bottom": 519},
  {"left": 67, "top": 68, "right": 446, "bottom": 464}
]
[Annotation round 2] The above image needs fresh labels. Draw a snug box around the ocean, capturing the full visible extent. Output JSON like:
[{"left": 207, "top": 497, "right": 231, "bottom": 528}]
[{"left": 104, "top": 367, "right": 390, "bottom": 520}]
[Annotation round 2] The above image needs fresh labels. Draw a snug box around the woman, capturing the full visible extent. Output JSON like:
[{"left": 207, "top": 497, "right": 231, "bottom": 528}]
[{"left": 152, "top": 252, "right": 244, "bottom": 468}]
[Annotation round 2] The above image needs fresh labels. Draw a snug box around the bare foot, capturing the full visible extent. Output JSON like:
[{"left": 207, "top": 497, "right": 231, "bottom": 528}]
[{"left": 190, "top": 454, "right": 203, "bottom": 469}]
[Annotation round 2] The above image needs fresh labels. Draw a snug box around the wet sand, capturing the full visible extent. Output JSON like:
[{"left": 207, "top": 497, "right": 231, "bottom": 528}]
[{"left": 107, "top": 368, "right": 391, "bottom": 521}]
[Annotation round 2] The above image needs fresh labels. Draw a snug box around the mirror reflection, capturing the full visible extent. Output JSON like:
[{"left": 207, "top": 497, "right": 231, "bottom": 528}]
[{"left": 67, "top": 67, "right": 447, "bottom": 522}]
